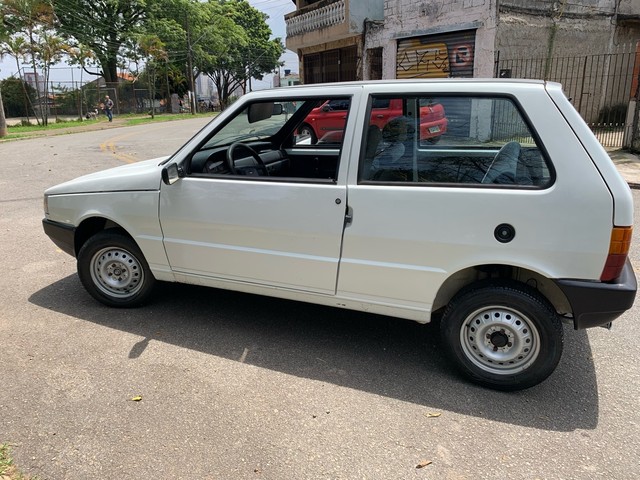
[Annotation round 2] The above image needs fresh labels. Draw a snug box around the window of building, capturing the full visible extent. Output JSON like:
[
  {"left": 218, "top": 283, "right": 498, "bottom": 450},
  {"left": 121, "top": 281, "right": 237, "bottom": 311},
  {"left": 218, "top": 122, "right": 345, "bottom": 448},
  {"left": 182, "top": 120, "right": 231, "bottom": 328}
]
[
  {"left": 368, "top": 48, "right": 383, "bottom": 80},
  {"left": 304, "top": 46, "right": 358, "bottom": 84}
]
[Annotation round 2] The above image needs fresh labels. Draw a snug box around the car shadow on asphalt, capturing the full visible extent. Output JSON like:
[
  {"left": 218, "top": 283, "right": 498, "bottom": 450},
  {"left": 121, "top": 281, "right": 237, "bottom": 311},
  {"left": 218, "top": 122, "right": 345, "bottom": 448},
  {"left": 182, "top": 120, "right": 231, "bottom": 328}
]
[{"left": 29, "top": 275, "right": 599, "bottom": 432}]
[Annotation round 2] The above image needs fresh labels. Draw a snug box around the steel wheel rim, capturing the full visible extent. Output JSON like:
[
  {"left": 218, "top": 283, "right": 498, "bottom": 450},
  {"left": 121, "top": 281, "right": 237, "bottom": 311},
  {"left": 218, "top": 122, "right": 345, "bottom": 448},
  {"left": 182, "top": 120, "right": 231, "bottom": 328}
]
[
  {"left": 460, "top": 306, "right": 541, "bottom": 374},
  {"left": 90, "top": 246, "right": 144, "bottom": 298}
]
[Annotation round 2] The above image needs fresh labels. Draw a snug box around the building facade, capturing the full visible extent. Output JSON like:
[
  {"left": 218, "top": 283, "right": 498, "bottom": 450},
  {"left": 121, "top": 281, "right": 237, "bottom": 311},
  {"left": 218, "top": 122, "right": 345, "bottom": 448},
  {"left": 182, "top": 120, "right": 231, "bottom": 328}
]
[
  {"left": 285, "top": 0, "right": 639, "bottom": 82},
  {"left": 285, "top": 0, "right": 385, "bottom": 83}
]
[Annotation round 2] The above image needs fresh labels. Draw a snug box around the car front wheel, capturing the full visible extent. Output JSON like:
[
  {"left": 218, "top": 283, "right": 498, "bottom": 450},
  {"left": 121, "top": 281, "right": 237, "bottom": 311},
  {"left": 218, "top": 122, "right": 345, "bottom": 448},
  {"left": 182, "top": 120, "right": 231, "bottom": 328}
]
[
  {"left": 77, "top": 230, "right": 156, "bottom": 307},
  {"left": 440, "top": 281, "right": 563, "bottom": 391}
]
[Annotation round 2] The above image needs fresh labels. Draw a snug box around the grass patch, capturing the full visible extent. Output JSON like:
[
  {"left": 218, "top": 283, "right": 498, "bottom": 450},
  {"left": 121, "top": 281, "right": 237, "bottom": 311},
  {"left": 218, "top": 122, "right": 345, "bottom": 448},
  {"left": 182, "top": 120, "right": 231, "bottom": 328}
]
[
  {"left": 124, "top": 112, "right": 216, "bottom": 126},
  {"left": 0, "top": 443, "right": 37, "bottom": 480},
  {"left": 2, "top": 112, "right": 217, "bottom": 140},
  {"left": 7, "top": 118, "right": 87, "bottom": 133}
]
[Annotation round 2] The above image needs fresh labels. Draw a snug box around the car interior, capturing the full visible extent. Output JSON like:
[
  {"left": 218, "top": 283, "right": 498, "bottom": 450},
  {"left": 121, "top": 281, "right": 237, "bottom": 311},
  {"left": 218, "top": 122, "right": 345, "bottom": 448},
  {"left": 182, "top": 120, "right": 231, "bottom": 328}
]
[
  {"left": 186, "top": 94, "right": 552, "bottom": 188},
  {"left": 360, "top": 96, "right": 552, "bottom": 187},
  {"left": 188, "top": 97, "right": 348, "bottom": 183}
]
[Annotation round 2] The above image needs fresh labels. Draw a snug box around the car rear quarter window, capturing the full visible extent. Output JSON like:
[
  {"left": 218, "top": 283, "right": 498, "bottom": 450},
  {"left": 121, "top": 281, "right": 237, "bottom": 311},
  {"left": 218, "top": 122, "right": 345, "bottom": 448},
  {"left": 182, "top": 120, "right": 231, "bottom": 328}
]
[{"left": 359, "top": 95, "right": 552, "bottom": 188}]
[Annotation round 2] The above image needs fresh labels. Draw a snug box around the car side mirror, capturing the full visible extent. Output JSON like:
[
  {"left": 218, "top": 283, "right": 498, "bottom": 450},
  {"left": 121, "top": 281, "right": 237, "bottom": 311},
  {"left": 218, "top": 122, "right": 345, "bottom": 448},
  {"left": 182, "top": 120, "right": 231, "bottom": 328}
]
[
  {"left": 162, "top": 163, "right": 182, "bottom": 185},
  {"left": 322, "top": 104, "right": 331, "bottom": 112}
]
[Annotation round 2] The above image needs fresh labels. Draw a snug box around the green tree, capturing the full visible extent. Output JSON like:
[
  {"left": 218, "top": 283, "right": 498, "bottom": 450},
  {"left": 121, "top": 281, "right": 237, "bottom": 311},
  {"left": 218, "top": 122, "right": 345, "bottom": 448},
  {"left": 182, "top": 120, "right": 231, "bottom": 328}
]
[
  {"left": 204, "top": 0, "right": 283, "bottom": 109},
  {"left": 138, "top": 34, "right": 167, "bottom": 118},
  {"left": 37, "top": 31, "right": 68, "bottom": 124},
  {"left": 1, "top": 0, "right": 56, "bottom": 125},
  {"left": 144, "top": 0, "right": 240, "bottom": 111},
  {"left": 0, "top": 35, "right": 35, "bottom": 121},
  {"left": 0, "top": 76, "right": 35, "bottom": 117},
  {"left": 54, "top": 0, "right": 145, "bottom": 84}
]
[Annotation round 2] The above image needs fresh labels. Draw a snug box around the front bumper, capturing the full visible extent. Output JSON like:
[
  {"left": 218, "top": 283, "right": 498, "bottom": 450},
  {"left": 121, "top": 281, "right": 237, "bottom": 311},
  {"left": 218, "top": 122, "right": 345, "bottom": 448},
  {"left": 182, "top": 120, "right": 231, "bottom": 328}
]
[
  {"left": 554, "top": 259, "right": 637, "bottom": 329},
  {"left": 42, "top": 218, "right": 76, "bottom": 257}
]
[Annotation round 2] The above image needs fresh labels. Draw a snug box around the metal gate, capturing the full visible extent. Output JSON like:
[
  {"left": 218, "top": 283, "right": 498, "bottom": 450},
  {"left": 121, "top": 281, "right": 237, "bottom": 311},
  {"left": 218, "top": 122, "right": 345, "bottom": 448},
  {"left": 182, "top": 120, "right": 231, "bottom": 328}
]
[{"left": 497, "top": 44, "right": 639, "bottom": 148}]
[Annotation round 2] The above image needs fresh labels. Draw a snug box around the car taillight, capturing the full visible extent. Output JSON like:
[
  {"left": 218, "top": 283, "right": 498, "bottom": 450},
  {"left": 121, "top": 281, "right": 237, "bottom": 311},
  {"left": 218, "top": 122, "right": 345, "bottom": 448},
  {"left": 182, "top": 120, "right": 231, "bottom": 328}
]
[
  {"left": 421, "top": 104, "right": 445, "bottom": 121},
  {"left": 600, "top": 226, "right": 632, "bottom": 282}
]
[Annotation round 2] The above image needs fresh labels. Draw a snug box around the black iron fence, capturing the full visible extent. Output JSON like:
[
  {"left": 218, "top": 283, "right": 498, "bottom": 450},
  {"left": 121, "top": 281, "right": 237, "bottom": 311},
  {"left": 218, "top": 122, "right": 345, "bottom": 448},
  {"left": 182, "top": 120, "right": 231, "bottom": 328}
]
[{"left": 497, "top": 44, "right": 639, "bottom": 148}]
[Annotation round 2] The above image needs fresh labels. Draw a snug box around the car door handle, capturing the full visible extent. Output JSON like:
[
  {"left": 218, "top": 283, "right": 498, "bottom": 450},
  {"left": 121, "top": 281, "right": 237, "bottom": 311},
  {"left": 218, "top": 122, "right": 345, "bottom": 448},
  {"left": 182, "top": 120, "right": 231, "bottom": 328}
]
[{"left": 376, "top": 114, "right": 384, "bottom": 118}]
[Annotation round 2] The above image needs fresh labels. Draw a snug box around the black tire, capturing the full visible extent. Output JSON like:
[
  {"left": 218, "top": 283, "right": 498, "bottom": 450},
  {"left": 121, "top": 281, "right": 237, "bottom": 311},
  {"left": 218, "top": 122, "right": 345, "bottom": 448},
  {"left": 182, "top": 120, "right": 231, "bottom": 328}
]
[
  {"left": 77, "top": 230, "right": 156, "bottom": 307},
  {"left": 440, "top": 281, "right": 563, "bottom": 391},
  {"left": 299, "top": 124, "right": 317, "bottom": 144}
]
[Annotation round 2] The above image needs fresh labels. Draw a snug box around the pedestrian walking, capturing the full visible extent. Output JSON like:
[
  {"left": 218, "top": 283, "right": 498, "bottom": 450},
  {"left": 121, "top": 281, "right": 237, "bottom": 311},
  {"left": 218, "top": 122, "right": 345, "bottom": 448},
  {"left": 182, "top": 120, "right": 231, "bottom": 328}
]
[{"left": 104, "top": 95, "right": 114, "bottom": 122}]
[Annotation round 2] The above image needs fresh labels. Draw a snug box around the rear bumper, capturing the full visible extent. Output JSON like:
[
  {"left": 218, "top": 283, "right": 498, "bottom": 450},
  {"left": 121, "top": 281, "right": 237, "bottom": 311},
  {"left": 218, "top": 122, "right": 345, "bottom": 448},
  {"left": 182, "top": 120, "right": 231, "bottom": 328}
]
[
  {"left": 554, "top": 259, "right": 637, "bottom": 329},
  {"left": 42, "top": 218, "right": 76, "bottom": 257}
]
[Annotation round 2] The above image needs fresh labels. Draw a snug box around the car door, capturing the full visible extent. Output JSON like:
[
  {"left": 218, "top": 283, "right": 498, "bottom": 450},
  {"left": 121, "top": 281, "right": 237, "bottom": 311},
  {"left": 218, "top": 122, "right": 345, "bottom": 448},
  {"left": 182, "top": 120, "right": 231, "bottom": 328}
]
[
  {"left": 158, "top": 95, "right": 357, "bottom": 295},
  {"left": 369, "top": 98, "right": 398, "bottom": 130},
  {"left": 314, "top": 99, "right": 350, "bottom": 140}
]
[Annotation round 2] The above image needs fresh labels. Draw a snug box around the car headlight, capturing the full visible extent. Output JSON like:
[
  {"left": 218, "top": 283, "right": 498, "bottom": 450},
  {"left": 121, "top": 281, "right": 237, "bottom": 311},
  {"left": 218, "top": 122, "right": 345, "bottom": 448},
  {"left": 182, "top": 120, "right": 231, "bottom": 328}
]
[{"left": 43, "top": 194, "right": 49, "bottom": 216}]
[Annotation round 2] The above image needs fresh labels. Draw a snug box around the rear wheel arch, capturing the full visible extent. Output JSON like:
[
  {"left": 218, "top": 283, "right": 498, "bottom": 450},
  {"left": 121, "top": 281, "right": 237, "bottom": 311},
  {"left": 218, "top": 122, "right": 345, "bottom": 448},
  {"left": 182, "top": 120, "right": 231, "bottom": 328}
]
[
  {"left": 431, "top": 264, "right": 572, "bottom": 318},
  {"left": 298, "top": 123, "right": 317, "bottom": 144}
]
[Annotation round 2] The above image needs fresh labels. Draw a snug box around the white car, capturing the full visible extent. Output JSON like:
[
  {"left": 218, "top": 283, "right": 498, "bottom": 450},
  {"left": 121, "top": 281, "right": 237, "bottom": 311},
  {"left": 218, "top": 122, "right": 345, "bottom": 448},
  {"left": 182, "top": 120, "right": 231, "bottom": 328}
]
[{"left": 43, "top": 79, "right": 636, "bottom": 390}]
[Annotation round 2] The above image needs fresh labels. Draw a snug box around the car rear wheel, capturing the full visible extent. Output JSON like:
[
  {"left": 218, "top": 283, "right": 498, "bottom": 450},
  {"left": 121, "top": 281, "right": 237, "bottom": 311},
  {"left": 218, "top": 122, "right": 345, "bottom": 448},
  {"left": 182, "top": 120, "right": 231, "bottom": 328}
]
[
  {"left": 77, "top": 230, "right": 156, "bottom": 307},
  {"left": 440, "top": 281, "right": 563, "bottom": 390}
]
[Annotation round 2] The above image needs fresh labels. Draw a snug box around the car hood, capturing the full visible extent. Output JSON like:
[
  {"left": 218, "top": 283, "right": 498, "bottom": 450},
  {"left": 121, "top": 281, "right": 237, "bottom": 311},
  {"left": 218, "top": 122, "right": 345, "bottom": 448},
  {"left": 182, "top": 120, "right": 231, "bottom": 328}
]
[{"left": 45, "top": 157, "right": 169, "bottom": 195}]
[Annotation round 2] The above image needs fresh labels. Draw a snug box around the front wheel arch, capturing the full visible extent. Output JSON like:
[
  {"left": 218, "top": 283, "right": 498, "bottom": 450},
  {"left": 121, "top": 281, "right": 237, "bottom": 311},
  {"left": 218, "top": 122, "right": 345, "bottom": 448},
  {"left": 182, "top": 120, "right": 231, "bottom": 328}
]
[{"left": 74, "top": 217, "right": 127, "bottom": 257}]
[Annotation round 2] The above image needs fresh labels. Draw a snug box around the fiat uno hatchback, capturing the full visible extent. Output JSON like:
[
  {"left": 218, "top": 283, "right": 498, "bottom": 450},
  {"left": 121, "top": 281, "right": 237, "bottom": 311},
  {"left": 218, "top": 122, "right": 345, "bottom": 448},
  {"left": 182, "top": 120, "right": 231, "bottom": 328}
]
[{"left": 43, "top": 80, "right": 636, "bottom": 390}]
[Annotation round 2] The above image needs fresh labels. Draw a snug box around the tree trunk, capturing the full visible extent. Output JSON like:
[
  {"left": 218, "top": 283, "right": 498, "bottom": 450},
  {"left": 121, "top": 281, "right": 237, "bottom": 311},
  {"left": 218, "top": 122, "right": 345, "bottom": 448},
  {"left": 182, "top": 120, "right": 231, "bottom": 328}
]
[{"left": 0, "top": 90, "right": 8, "bottom": 137}]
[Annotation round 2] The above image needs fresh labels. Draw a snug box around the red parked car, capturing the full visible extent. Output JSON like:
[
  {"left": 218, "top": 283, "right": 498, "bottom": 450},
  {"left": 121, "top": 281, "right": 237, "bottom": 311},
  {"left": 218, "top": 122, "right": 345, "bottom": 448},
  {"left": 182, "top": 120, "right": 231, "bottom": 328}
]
[{"left": 299, "top": 98, "right": 447, "bottom": 144}]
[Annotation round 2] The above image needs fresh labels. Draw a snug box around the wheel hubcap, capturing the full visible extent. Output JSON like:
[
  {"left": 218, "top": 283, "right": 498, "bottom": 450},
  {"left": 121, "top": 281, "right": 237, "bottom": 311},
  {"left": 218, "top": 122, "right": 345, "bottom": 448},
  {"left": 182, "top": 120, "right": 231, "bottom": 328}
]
[
  {"left": 90, "top": 247, "right": 144, "bottom": 299},
  {"left": 460, "top": 306, "right": 541, "bottom": 374}
]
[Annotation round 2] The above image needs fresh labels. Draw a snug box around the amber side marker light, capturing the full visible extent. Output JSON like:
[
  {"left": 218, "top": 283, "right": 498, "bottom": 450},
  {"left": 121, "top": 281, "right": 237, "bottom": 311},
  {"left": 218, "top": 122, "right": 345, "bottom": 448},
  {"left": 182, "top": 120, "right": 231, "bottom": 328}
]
[{"left": 601, "top": 226, "right": 633, "bottom": 282}]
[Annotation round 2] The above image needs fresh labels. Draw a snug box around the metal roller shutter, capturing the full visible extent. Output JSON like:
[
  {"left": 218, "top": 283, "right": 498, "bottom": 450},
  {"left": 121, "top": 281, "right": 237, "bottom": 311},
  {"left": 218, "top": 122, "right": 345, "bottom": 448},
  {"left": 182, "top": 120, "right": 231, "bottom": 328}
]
[{"left": 396, "top": 29, "right": 476, "bottom": 79}]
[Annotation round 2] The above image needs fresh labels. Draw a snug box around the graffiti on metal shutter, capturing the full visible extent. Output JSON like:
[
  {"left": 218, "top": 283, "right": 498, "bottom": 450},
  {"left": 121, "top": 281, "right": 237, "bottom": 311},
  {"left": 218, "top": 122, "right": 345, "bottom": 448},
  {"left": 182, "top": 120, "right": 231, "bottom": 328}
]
[{"left": 396, "top": 30, "right": 476, "bottom": 79}]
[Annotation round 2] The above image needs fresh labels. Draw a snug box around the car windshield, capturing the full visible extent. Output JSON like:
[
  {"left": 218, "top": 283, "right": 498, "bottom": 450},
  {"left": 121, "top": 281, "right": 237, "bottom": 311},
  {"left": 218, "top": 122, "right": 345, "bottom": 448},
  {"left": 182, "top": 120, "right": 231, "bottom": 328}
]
[{"left": 204, "top": 100, "right": 300, "bottom": 148}]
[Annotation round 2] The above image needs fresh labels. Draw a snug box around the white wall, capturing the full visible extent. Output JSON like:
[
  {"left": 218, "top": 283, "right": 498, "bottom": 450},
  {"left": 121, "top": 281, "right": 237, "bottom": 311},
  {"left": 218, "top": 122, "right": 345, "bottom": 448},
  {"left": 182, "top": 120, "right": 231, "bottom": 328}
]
[{"left": 365, "top": 0, "right": 498, "bottom": 79}]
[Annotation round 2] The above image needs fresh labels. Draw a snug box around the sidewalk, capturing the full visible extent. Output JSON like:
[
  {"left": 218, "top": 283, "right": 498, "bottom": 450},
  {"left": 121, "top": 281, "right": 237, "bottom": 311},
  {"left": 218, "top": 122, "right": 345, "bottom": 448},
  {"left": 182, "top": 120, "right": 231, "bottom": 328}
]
[{"left": 608, "top": 149, "right": 640, "bottom": 188}]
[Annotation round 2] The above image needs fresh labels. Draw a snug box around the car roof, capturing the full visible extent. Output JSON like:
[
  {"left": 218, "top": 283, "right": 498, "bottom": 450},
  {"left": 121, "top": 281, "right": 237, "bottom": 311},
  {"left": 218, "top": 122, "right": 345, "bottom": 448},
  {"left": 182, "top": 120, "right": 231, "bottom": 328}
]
[{"left": 275, "top": 78, "right": 548, "bottom": 90}]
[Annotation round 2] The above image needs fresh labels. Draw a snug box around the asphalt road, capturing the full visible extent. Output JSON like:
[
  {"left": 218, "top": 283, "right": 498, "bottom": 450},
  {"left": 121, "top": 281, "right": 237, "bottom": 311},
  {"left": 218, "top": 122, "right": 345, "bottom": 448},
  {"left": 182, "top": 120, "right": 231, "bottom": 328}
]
[{"left": 1, "top": 119, "right": 639, "bottom": 479}]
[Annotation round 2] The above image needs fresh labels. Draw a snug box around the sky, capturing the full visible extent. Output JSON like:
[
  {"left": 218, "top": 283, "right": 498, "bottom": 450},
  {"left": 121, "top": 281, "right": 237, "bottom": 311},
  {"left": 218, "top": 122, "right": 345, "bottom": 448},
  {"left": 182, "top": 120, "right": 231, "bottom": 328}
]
[{"left": 0, "top": 0, "right": 298, "bottom": 90}]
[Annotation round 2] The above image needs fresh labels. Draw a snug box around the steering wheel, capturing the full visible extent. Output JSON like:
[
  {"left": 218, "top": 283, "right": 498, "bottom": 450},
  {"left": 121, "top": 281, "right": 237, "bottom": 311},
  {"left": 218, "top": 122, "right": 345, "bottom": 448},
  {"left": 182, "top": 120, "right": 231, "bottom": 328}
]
[{"left": 226, "top": 142, "right": 269, "bottom": 176}]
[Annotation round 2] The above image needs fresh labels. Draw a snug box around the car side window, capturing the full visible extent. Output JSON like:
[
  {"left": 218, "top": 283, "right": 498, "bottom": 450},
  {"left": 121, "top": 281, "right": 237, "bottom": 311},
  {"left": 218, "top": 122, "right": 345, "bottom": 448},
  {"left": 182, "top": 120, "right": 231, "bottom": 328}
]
[
  {"left": 360, "top": 95, "right": 552, "bottom": 187},
  {"left": 189, "top": 96, "right": 352, "bottom": 183}
]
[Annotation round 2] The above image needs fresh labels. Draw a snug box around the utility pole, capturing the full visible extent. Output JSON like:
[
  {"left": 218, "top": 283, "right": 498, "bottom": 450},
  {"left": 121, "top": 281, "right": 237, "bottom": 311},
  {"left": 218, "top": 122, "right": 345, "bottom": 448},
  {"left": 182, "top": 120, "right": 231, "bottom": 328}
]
[{"left": 186, "top": 16, "right": 197, "bottom": 115}]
